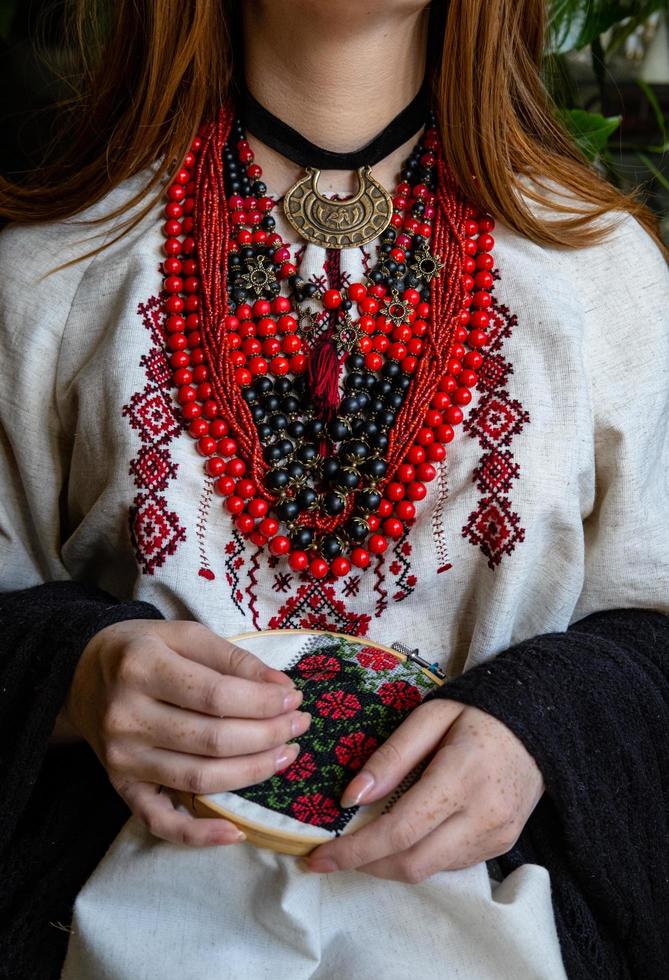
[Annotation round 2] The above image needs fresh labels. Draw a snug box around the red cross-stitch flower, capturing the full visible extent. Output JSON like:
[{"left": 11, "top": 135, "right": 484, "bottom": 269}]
[
  {"left": 279, "top": 751, "right": 317, "bottom": 782},
  {"left": 291, "top": 792, "right": 340, "bottom": 826},
  {"left": 356, "top": 647, "right": 398, "bottom": 672},
  {"left": 334, "top": 731, "right": 379, "bottom": 770},
  {"left": 316, "top": 689, "right": 361, "bottom": 719},
  {"left": 297, "top": 654, "right": 341, "bottom": 682},
  {"left": 377, "top": 680, "right": 422, "bottom": 711}
]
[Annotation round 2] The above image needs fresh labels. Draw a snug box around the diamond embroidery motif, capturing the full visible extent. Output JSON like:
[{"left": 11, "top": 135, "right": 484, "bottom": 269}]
[
  {"left": 477, "top": 352, "right": 511, "bottom": 393},
  {"left": 140, "top": 346, "right": 172, "bottom": 387},
  {"left": 129, "top": 445, "right": 179, "bottom": 493},
  {"left": 123, "top": 388, "right": 182, "bottom": 445},
  {"left": 473, "top": 448, "right": 520, "bottom": 497},
  {"left": 462, "top": 497, "right": 525, "bottom": 569},
  {"left": 465, "top": 393, "right": 529, "bottom": 451},
  {"left": 129, "top": 493, "right": 187, "bottom": 575}
]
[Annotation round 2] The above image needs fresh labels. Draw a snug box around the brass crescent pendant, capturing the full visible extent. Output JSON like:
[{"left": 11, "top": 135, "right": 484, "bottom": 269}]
[{"left": 283, "top": 166, "right": 394, "bottom": 249}]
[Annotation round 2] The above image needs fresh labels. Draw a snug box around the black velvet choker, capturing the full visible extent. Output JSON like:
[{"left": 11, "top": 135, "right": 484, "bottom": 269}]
[{"left": 241, "top": 80, "right": 430, "bottom": 171}]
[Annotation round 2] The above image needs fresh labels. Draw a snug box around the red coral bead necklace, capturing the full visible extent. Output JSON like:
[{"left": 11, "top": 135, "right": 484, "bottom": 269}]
[{"left": 160, "top": 109, "right": 495, "bottom": 581}]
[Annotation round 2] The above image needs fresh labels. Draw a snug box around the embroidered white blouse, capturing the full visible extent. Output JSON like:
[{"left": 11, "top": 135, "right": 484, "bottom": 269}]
[
  {"left": 1, "top": 170, "right": 668, "bottom": 980},
  {"left": 1, "top": 174, "right": 667, "bottom": 662}
]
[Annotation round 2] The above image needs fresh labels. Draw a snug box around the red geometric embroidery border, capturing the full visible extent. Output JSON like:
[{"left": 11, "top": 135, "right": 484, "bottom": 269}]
[
  {"left": 122, "top": 294, "right": 187, "bottom": 575},
  {"left": 461, "top": 296, "right": 530, "bottom": 568},
  {"left": 266, "top": 579, "right": 372, "bottom": 636}
]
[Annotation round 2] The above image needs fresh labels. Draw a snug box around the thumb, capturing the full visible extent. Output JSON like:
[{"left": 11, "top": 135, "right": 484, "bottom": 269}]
[{"left": 339, "top": 698, "right": 465, "bottom": 808}]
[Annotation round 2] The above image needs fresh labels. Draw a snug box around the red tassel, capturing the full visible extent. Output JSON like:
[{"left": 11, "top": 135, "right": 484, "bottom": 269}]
[{"left": 308, "top": 335, "right": 341, "bottom": 420}]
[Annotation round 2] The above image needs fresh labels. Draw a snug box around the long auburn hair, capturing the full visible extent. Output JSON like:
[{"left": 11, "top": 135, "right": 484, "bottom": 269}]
[{"left": 0, "top": 0, "right": 664, "bottom": 257}]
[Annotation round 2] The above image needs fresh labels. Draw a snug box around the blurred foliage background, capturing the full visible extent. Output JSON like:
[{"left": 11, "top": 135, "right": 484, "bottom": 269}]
[{"left": 0, "top": 0, "right": 668, "bottom": 240}]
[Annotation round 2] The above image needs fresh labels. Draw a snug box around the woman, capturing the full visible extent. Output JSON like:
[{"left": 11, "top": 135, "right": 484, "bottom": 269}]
[{"left": 1, "top": 1, "right": 668, "bottom": 978}]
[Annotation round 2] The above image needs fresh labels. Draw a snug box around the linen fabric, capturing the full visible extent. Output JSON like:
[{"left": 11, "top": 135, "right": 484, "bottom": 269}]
[{"left": 61, "top": 817, "right": 566, "bottom": 980}]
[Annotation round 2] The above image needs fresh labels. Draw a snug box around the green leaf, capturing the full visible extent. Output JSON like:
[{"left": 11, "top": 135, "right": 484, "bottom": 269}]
[
  {"left": 558, "top": 108, "right": 622, "bottom": 160},
  {"left": 548, "top": 0, "right": 669, "bottom": 53}
]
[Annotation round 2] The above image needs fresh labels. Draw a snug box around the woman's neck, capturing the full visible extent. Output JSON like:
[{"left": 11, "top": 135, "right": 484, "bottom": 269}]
[{"left": 242, "top": 1, "right": 430, "bottom": 197}]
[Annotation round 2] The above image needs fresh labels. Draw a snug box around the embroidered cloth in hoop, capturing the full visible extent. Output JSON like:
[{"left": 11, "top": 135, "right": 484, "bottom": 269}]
[{"left": 193, "top": 630, "right": 443, "bottom": 854}]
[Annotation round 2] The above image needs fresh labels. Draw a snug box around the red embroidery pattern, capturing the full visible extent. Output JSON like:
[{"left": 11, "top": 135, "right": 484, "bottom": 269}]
[
  {"left": 462, "top": 296, "right": 529, "bottom": 568},
  {"left": 196, "top": 479, "right": 216, "bottom": 580},
  {"left": 298, "top": 655, "right": 341, "bottom": 681},
  {"left": 386, "top": 533, "right": 417, "bottom": 604},
  {"left": 341, "top": 574, "right": 362, "bottom": 598},
  {"left": 272, "top": 571, "right": 294, "bottom": 594},
  {"left": 323, "top": 248, "right": 342, "bottom": 290},
  {"left": 359, "top": 244, "right": 373, "bottom": 277},
  {"left": 223, "top": 530, "right": 247, "bottom": 612},
  {"left": 129, "top": 445, "right": 178, "bottom": 493},
  {"left": 367, "top": 525, "right": 418, "bottom": 617},
  {"left": 245, "top": 550, "right": 262, "bottom": 627},
  {"left": 123, "top": 295, "right": 187, "bottom": 575},
  {"left": 234, "top": 635, "right": 438, "bottom": 832},
  {"left": 266, "top": 580, "right": 371, "bottom": 636},
  {"left": 431, "top": 460, "right": 452, "bottom": 573},
  {"left": 356, "top": 647, "right": 399, "bottom": 671},
  {"left": 291, "top": 793, "right": 340, "bottom": 826},
  {"left": 377, "top": 679, "right": 423, "bottom": 710},
  {"left": 283, "top": 752, "right": 317, "bottom": 782},
  {"left": 335, "top": 732, "right": 379, "bottom": 770},
  {"left": 373, "top": 557, "right": 389, "bottom": 619}
]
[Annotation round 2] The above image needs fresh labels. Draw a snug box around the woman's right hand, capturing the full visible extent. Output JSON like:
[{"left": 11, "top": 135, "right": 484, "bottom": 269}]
[{"left": 62, "top": 619, "right": 311, "bottom": 847}]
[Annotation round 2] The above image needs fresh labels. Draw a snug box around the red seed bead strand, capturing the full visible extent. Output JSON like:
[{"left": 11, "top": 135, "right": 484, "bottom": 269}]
[
  {"left": 195, "top": 118, "right": 262, "bottom": 466},
  {"left": 161, "top": 114, "right": 273, "bottom": 538},
  {"left": 381, "top": 156, "right": 494, "bottom": 531}
]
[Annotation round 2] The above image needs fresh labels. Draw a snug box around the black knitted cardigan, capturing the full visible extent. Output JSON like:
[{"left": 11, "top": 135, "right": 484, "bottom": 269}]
[{"left": 1, "top": 583, "right": 667, "bottom": 980}]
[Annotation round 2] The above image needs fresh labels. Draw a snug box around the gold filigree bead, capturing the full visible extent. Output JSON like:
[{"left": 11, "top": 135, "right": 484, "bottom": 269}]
[
  {"left": 409, "top": 246, "right": 445, "bottom": 285},
  {"left": 239, "top": 255, "right": 278, "bottom": 297}
]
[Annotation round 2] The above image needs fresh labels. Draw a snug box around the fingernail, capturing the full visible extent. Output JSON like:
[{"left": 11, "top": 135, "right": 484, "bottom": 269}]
[
  {"left": 283, "top": 689, "right": 303, "bottom": 711},
  {"left": 276, "top": 743, "right": 300, "bottom": 771},
  {"left": 305, "top": 857, "right": 338, "bottom": 874},
  {"left": 214, "top": 829, "right": 246, "bottom": 845},
  {"left": 340, "top": 771, "right": 375, "bottom": 808},
  {"left": 291, "top": 712, "right": 311, "bottom": 737}
]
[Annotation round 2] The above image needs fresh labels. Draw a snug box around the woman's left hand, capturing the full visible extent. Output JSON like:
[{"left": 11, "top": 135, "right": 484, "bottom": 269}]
[{"left": 303, "top": 699, "right": 544, "bottom": 882}]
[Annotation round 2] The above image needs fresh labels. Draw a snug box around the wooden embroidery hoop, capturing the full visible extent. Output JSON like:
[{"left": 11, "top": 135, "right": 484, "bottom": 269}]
[{"left": 178, "top": 629, "right": 444, "bottom": 856}]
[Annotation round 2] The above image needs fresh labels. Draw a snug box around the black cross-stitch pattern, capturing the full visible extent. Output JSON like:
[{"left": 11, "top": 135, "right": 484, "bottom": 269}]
[{"left": 233, "top": 637, "right": 438, "bottom": 833}]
